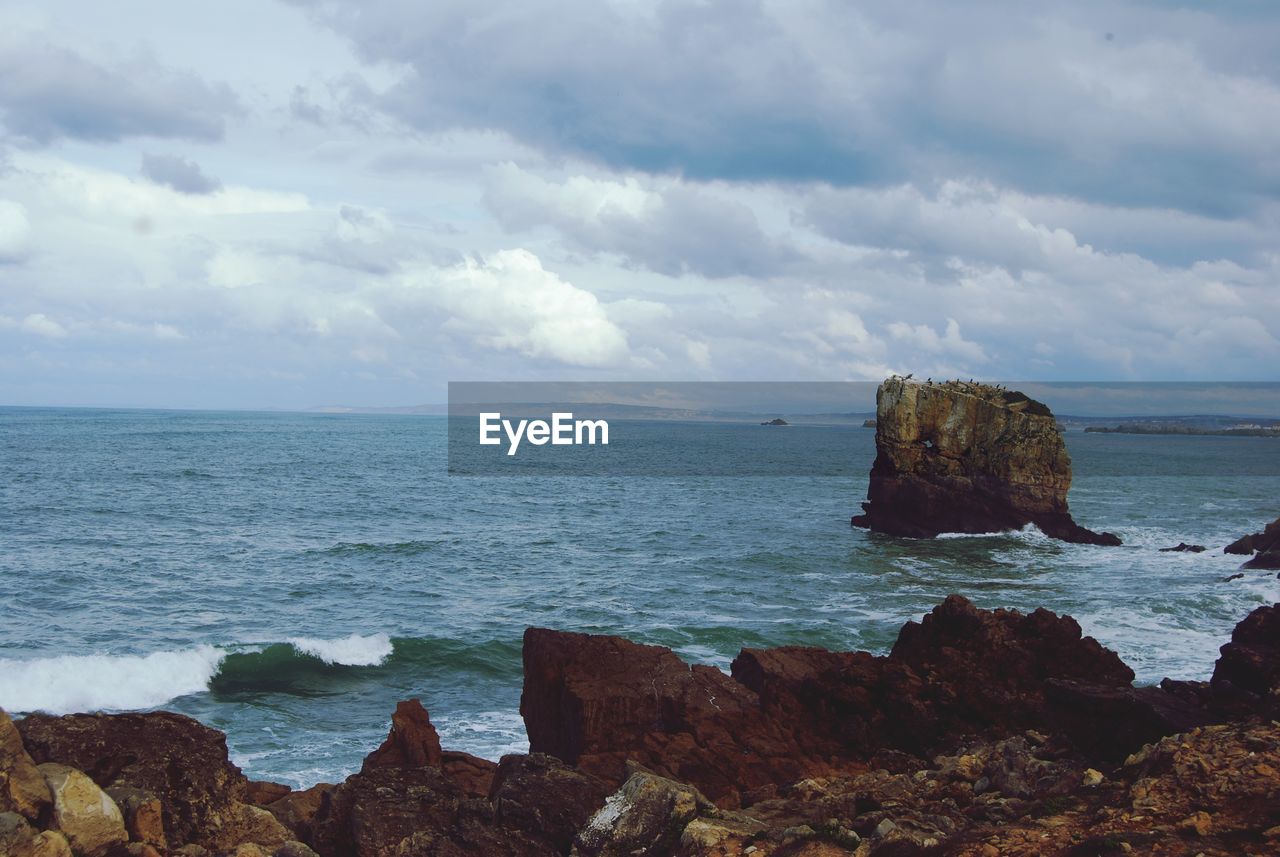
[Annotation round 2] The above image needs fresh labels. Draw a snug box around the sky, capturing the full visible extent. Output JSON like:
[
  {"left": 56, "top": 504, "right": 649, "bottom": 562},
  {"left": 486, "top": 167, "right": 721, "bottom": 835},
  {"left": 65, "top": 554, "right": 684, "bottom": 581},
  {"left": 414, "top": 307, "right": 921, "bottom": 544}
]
[{"left": 0, "top": 1, "right": 1277, "bottom": 409}]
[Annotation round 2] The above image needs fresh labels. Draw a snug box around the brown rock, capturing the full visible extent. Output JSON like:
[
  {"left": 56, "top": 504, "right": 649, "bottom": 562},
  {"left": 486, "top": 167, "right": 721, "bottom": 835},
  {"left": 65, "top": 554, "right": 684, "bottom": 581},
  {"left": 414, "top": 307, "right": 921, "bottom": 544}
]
[
  {"left": 850, "top": 377, "right": 1119, "bottom": 545},
  {"left": 1, "top": 814, "right": 74, "bottom": 857},
  {"left": 360, "top": 698, "right": 442, "bottom": 771},
  {"left": 263, "top": 784, "right": 332, "bottom": 845},
  {"left": 521, "top": 626, "right": 814, "bottom": 805},
  {"left": 441, "top": 751, "right": 497, "bottom": 800},
  {"left": 38, "top": 763, "right": 128, "bottom": 857},
  {"left": 490, "top": 752, "right": 610, "bottom": 852},
  {"left": 311, "top": 765, "right": 551, "bottom": 857},
  {"left": 105, "top": 786, "right": 166, "bottom": 849},
  {"left": 0, "top": 708, "right": 51, "bottom": 822},
  {"left": 245, "top": 781, "right": 292, "bottom": 807},
  {"left": 18, "top": 711, "right": 247, "bottom": 852}
]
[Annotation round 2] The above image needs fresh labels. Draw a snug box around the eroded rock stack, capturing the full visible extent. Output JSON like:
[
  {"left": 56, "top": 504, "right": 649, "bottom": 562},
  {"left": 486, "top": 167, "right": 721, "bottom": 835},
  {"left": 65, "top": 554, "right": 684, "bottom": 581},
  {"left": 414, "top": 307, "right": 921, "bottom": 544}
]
[{"left": 851, "top": 377, "right": 1120, "bottom": 545}]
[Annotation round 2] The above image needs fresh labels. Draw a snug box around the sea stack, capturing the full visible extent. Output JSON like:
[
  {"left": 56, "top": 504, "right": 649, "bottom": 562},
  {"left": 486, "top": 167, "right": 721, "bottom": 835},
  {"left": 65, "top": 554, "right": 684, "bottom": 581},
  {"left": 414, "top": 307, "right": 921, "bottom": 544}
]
[{"left": 852, "top": 376, "right": 1120, "bottom": 545}]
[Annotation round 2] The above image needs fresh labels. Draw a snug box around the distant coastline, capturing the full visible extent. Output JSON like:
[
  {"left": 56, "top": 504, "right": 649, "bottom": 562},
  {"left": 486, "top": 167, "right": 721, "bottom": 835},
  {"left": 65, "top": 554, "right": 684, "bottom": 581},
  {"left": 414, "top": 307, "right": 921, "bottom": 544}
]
[{"left": 1084, "top": 422, "right": 1280, "bottom": 437}]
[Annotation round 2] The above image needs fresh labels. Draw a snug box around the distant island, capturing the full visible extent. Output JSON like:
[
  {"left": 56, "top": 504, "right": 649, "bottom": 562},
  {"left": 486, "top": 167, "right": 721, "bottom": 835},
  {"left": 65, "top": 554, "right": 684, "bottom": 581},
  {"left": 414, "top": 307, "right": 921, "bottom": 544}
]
[
  {"left": 1085, "top": 422, "right": 1280, "bottom": 437},
  {"left": 760, "top": 417, "right": 788, "bottom": 426}
]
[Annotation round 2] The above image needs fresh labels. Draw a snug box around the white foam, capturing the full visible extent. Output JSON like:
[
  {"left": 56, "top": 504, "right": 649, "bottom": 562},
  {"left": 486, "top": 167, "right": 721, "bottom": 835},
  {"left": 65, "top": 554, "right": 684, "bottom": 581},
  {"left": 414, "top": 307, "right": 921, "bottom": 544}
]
[
  {"left": 287, "top": 633, "right": 393, "bottom": 666},
  {"left": 0, "top": 646, "right": 226, "bottom": 714}
]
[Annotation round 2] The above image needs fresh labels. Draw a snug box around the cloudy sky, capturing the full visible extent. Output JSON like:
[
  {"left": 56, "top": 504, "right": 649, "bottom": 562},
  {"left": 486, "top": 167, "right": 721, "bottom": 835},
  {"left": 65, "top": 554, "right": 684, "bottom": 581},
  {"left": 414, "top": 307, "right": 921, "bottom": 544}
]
[{"left": 0, "top": 1, "right": 1277, "bottom": 408}]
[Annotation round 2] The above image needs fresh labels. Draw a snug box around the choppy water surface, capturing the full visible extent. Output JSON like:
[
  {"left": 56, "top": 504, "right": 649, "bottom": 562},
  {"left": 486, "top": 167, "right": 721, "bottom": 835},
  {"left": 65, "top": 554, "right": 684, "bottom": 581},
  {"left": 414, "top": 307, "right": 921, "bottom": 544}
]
[{"left": 1, "top": 408, "right": 1277, "bottom": 786}]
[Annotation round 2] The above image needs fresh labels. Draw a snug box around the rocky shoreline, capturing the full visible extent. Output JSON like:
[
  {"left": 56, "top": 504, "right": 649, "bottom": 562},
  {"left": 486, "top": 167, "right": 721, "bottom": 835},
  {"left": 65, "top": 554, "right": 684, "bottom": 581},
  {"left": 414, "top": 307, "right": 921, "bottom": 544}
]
[{"left": 5, "top": 595, "right": 1280, "bottom": 857}]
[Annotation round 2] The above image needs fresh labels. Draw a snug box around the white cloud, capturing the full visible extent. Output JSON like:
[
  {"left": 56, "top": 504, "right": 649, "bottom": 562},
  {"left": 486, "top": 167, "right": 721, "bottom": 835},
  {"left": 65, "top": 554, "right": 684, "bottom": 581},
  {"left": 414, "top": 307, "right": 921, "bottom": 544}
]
[
  {"left": 407, "top": 249, "right": 630, "bottom": 368},
  {"left": 21, "top": 312, "right": 67, "bottom": 338}
]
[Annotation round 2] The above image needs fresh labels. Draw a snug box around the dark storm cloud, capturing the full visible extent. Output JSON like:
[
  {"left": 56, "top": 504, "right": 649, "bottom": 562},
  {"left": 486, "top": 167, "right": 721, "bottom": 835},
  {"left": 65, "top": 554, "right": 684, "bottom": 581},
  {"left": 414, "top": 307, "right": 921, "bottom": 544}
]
[
  {"left": 140, "top": 154, "right": 222, "bottom": 195},
  {"left": 287, "top": 0, "right": 1280, "bottom": 216},
  {"left": 0, "top": 41, "right": 240, "bottom": 145}
]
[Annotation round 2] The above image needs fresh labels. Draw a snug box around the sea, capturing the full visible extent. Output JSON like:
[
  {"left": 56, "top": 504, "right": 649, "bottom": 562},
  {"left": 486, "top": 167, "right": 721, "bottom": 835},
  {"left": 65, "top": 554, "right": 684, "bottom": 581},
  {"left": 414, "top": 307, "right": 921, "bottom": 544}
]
[{"left": 1, "top": 407, "right": 1278, "bottom": 788}]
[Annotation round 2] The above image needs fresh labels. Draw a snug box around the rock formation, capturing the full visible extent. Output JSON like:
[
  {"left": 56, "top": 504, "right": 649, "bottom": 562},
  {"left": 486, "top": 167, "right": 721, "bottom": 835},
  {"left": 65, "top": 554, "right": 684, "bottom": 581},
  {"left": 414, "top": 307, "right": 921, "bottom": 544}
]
[
  {"left": 851, "top": 377, "right": 1120, "bottom": 545},
  {"left": 1226, "top": 515, "right": 1280, "bottom": 569},
  {"left": 8, "top": 597, "right": 1280, "bottom": 855}
]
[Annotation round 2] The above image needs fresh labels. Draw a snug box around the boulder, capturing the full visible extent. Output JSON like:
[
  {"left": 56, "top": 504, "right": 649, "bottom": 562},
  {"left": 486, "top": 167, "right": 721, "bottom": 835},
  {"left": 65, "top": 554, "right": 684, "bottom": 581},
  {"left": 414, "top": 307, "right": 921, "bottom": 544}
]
[
  {"left": 105, "top": 786, "right": 166, "bottom": 849},
  {"left": 490, "top": 753, "right": 610, "bottom": 853},
  {"left": 1, "top": 708, "right": 51, "bottom": 822},
  {"left": 38, "top": 763, "right": 127, "bottom": 857},
  {"left": 360, "top": 698, "right": 442, "bottom": 771},
  {"left": 851, "top": 377, "right": 1119, "bottom": 545},
  {"left": 17, "top": 711, "right": 253, "bottom": 852},
  {"left": 1, "top": 813, "right": 73, "bottom": 857},
  {"left": 573, "top": 769, "right": 714, "bottom": 857}
]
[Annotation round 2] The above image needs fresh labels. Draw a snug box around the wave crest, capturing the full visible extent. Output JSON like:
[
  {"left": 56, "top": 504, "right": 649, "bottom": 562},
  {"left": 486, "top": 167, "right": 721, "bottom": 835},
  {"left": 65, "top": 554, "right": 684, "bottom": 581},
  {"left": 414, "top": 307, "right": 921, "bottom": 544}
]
[
  {"left": 286, "top": 633, "right": 393, "bottom": 666},
  {"left": 0, "top": 646, "right": 225, "bottom": 714}
]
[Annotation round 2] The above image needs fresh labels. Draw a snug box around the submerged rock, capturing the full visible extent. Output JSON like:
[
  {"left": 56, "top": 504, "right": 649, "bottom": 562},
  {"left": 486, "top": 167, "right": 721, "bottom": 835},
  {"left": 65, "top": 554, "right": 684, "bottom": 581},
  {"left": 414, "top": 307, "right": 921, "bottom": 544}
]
[
  {"left": 851, "top": 377, "right": 1120, "bottom": 545},
  {"left": 1159, "top": 542, "right": 1206, "bottom": 552}
]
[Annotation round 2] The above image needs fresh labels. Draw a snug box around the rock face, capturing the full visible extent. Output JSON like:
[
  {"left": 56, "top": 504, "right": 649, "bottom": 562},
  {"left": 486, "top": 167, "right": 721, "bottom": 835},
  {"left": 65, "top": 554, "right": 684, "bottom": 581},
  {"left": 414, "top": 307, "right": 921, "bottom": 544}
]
[
  {"left": 851, "top": 377, "right": 1120, "bottom": 545},
  {"left": 522, "top": 596, "right": 1151, "bottom": 806},
  {"left": 1212, "top": 603, "right": 1280, "bottom": 704}
]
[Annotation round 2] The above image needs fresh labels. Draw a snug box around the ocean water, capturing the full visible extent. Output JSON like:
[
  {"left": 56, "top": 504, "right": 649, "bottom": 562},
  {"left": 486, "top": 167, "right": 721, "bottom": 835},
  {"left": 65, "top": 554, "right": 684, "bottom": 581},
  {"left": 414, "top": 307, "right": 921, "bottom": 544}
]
[{"left": 1, "top": 407, "right": 1278, "bottom": 788}]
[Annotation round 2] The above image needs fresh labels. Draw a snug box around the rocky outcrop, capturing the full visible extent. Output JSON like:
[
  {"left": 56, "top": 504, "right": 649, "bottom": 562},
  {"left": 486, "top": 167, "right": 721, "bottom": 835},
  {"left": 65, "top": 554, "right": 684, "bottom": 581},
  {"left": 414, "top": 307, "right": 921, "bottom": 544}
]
[
  {"left": 851, "top": 377, "right": 1120, "bottom": 545},
  {"left": 360, "top": 698, "right": 442, "bottom": 771},
  {"left": 522, "top": 596, "right": 1157, "bottom": 807},
  {"left": 1212, "top": 603, "right": 1280, "bottom": 707},
  {"left": 1225, "top": 515, "right": 1280, "bottom": 556}
]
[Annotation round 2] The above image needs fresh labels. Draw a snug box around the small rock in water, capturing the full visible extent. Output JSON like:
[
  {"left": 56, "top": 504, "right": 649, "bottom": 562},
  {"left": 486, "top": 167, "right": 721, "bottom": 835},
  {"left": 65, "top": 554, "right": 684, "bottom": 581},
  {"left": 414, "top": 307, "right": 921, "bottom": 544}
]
[
  {"left": 1223, "top": 573, "right": 1245, "bottom": 582},
  {"left": 1160, "top": 542, "right": 1206, "bottom": 552}
]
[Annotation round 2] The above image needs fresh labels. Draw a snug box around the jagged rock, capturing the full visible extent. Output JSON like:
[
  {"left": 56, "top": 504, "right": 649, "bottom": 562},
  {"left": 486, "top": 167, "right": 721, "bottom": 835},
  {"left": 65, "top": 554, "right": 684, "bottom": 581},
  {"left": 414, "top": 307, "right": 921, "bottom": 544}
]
[
  {"left": 851, "top": 377, "right": 1119, "bottom": 545},
  {"left": 490, "top": 753, "right": 611, "bottom": 853},
  {"left": 573, "top": 770, "right": 715, "bottom": 857},
  {"left": 360, "top": 698, "right": 442, "bottom": 771},
  {"left": 1225, "top": 516, "right": 1280, "bottom": 555},
  {"left": 106, "top": 786, "right": 167, "bottom": 849},
  {"left": 521, "top": 626, "right": 818, "bottom": 806},
  {"left": 1244, "top": 546, "right": 1280, "bottom": 570},
  {"left": 1, "top": 708, "right": 51, "bottom": 822},
  {"left": 1212, "top": 602, "right": 1280, "bottom": 701},
  {"left": 38, "top": 763, "right": 127, "bottom": 857},
  {"left": 245, "top": 781, "right": 292, "bottom": 807},
  {"left": 441, "top": 751, "right": 498, "bottom": 800},
  {"left": 523, "top": 596, "right": 1138, "bottom": 807},
  {"left": 17, "top": 711, "right": 257, "bottom": 853}
]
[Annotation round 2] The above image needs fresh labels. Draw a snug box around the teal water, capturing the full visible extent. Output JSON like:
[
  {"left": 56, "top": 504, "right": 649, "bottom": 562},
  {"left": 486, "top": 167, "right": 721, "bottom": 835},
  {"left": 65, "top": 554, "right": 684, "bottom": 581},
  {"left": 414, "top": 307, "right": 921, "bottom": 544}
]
[{"left": 1, "top": 407, "right": 1278, "bottom": 787}]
